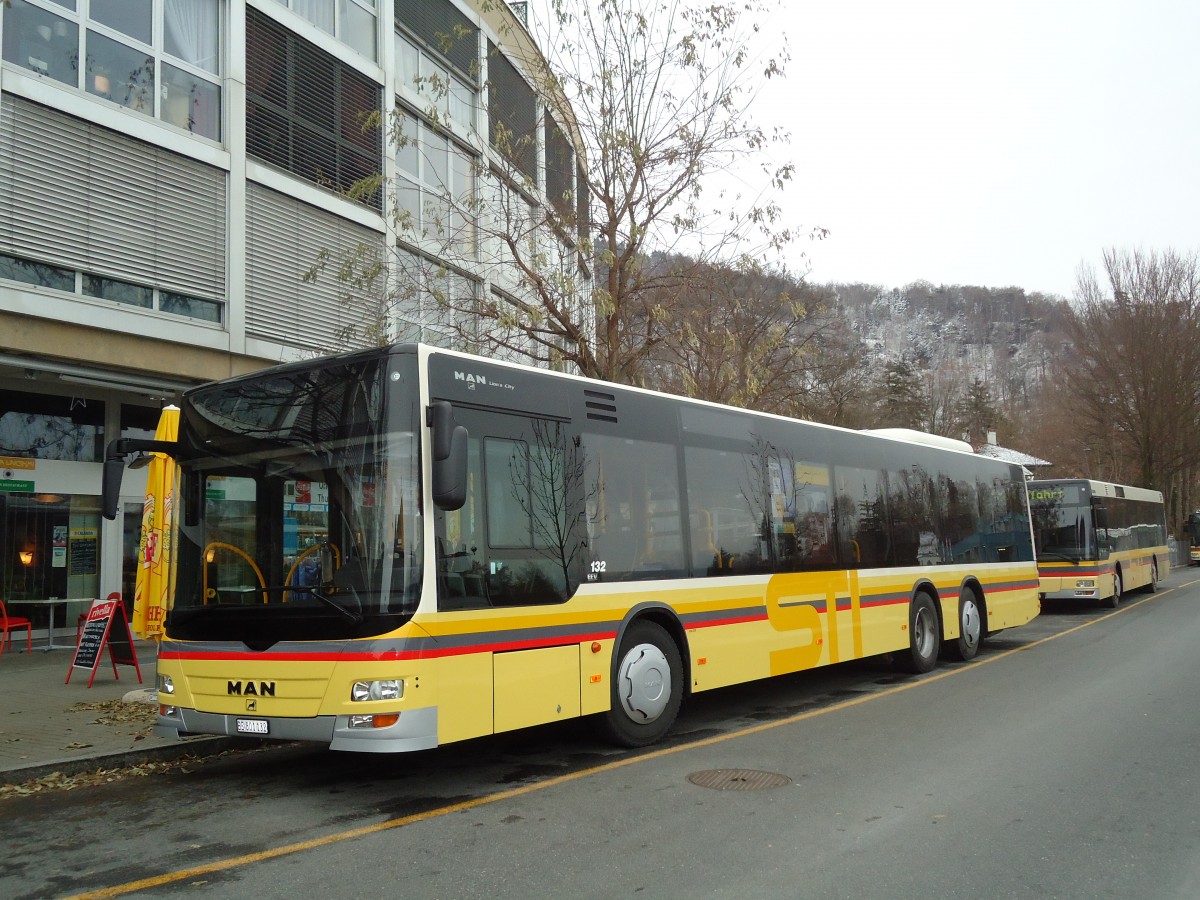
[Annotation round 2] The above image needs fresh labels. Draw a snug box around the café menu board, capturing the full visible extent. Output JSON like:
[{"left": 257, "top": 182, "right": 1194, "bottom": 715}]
[
  {"left": 67, "top": 598, "right": 141, "bottom": 687},
  {"left": 70, "top": 528, "right": 98, "bottom": 576}
]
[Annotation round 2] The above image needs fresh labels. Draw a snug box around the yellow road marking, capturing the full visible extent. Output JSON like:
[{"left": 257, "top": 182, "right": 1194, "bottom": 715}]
[{"left": 72, "top": 577, "right": 1198, "bottom": 899}]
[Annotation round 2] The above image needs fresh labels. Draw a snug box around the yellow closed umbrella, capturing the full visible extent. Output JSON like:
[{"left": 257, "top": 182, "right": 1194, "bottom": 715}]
[{"left": 132, "top": 405, "right": 180, "bottom": 640}]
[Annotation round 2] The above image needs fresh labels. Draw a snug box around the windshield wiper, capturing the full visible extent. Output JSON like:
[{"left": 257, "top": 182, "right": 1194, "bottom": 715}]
[
  {"left": 1038, "top": 550, "right": 1082, "bottom": 564},
  {"left": 292, "top": 585, "right": 363, "bottom": 624}
]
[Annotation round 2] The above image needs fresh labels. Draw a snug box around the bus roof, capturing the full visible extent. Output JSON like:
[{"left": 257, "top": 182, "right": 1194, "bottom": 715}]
[{"left": 1027, "top": 477, "right": 1164, "bottom": 504}]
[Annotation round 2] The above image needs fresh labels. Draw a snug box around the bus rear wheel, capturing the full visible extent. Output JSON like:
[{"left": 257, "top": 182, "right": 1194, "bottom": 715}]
[
  {"left": 944, "top": 589, "right": 983, "bottom": 662},
  {"left": 597, "top": 620, "right": 683, "bottom": 748},
  {"left": 899, "top": 593, "right": 939, "bottom": 674},
  {"left": 1148, "top": 560, "right": 1158, "bottom": 593}
]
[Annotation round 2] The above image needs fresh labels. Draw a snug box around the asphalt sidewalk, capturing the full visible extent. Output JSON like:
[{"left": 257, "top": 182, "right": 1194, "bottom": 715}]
[{"left": 0, "top": 625, "right": 242, "bottom": 786}]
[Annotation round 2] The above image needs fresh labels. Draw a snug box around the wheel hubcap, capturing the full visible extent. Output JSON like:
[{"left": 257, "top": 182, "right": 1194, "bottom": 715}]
[
  {"left": 618, "top": 643, "right": 671, "bottom": 722},
  {"left": 961, "top": 600, "right": 981, "bottom": 649},
  {"left": 914, "top": 606, "right": 936, "bottom": 658}
]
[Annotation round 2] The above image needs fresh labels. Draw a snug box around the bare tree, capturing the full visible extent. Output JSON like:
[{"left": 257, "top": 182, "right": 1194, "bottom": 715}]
[
  {"left": 309, "top": 0, "right": 817, "bottom": 379},
  {"left": 475, "top": 0, "right": 818, "bottom": 381},
  {"left": 1063, "top": 248, "right": 1200, "bottom": 524},
  {"left": 648, "top": 257, "right": 848, "bottom": 414}
]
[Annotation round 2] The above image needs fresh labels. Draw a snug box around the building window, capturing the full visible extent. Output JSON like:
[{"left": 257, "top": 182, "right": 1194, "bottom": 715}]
[
  {"left": 246, "top": 7, "right": 382, "bottom": 208},
  {"left": 544, "top": 111, "right": 575, "bottom": 224},
  {"left": 84, "top": 274, "right": 154, "bottom": 309},
  {"left": 160, "top": 289, "right": 222, "bottom": 323},
  {"left": 487, "top": 41, "right": 537, "bottom": 184},
  {"left": 394, "top": 0, "right": 478, "bottom": 83},
  {"left": 395, "top": 107, "right": 476, "bottom": 257},
  {"left": 394, "top": 31, "right": 476, "bottom": 133},
  {"left": 0, "top": 0, "right": 223, "bottom": 141},
  {"left": 0, "top": 252, "right": 223, "bottom": 325},
  {"left": 0, "top": 253, "right": 75, "bottom": 292},
  {"left": 392, "top": 245, "right": 478, "bottom": 347},
  {"left": 0, "top": 389, "right": 106, "bottom": 463},
  {"left": 274, "top": 0, "right": 378, "bottom": 61}
]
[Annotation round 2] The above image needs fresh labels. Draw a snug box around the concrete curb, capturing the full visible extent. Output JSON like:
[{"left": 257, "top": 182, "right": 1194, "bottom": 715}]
[{"left": 0, "top": 736, "right": 261, "bottom": 787}]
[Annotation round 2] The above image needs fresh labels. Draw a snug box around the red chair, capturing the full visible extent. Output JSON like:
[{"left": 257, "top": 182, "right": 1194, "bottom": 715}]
[
  {"left": 77, "top": 592, "right": 124, "bottom": 645},
  {"left": 0, "top": 597, "right": 33, "bottom": 655}
]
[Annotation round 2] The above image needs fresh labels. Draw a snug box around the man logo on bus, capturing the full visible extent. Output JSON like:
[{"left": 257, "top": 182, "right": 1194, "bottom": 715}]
[
  {"left": 454, "top": 370, "right": 515, "bottom": 391},
  {"left": 228, "top": 680, "right": 276, "bottom": 697}
]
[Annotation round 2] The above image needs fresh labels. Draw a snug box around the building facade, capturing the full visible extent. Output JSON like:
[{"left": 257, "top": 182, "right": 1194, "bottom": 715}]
[{"left": 0, "top": 0, "right": 588, "bottom": 624}]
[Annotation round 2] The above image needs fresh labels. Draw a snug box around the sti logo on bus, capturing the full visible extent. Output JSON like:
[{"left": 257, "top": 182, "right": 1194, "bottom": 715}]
[
  {"left": 454, "top": 370, "right": 515, "bottom": 392},
  {"left": 228, "top": 680, "right": 276, "bottom": 697}
]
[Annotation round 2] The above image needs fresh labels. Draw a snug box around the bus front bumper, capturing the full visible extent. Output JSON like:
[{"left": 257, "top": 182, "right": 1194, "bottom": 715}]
[
  {"left": 1039, "top": 575, "right": 1104, "bottom": 600},
  {"left": 154, "top": 706, "right": 439, "bottom": 753}
]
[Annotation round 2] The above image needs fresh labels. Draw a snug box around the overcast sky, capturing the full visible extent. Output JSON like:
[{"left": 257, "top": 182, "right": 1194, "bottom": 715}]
[{"left": 748, "top": 0, "right": 1200, "bottom": 297}]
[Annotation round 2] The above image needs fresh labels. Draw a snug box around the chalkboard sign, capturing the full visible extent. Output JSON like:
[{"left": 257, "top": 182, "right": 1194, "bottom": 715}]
[
  {"left": 69, "top": 531, "right": 99, "bottom": 576},
  {"left": 66, "top": 598, "right": 142, "bottom": 688}
]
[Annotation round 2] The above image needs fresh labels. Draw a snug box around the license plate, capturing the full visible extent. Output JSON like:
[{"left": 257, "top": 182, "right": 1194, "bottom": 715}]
[{"left": 236, "top": 718, "right": 269, "bottom": 735}]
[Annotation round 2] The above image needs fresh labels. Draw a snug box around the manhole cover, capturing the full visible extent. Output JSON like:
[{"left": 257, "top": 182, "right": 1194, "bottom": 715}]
[{"left": 686, "top": 769, "right": 791, "bottom": 791}]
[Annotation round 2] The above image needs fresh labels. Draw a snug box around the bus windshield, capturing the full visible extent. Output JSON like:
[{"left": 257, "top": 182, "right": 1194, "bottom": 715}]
[
  {"left": 1031, "top": 488, "right": 1101, "bottom": 562},
  {"left": 168, "top": 352, "right": 423, "bottom": 645}
]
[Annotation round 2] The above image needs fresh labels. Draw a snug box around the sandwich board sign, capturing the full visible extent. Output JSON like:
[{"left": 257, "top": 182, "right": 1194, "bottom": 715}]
[{"left": 67, "top": 597, "right": 143, "bottom": 688}]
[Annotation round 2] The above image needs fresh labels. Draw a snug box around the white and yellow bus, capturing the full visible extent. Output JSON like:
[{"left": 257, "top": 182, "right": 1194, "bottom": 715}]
[
  {"left": 1029, "top": 478, "right": 1168, "bottom": 608},
  {"left": 103, "top": 344, "right": 1040, "bottom": 752}
]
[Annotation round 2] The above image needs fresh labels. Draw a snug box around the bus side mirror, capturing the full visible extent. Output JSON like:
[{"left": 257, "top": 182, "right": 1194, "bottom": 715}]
[
  {"left": 101, "top": 437, "right": 182, "bottom": 520},
  {"left": 427, "top": 401, "right": 467, "bottom": 511},
  {"left": 102, "top": 453, "right": 126, "bottom": 520}
]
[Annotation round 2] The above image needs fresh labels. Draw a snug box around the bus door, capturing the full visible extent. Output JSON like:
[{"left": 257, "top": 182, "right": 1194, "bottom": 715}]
[{"left": 433, "top": 406, "right": 585, "bottom": 734}]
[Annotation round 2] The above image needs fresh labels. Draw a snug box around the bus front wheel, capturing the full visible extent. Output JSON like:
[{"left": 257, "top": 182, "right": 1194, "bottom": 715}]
[
  {"left": 597, "top": 620, "right": 683, "bottom": 748},
  {"left": 900, "top": 593, "right": 940, "bottom": 674},
  {"left": 1105, "top": 570, "right": 1122, "bottom": 609},
  {"left": 1148, "top": 560, "right": 1158, "bottom": 593}
]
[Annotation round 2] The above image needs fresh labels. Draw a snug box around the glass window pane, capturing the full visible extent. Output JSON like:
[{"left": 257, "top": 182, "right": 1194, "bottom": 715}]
[
  {"left": 1, "top": 0, "right": 80, "bottom": 87},
  {"left": 89, "top": 0, "right": 152, "bottom": 45},
  {"left": 449, "top": 78, "right": 474, "bottom": 131},
  {"left": 0, "top": 253, "right": 74, "bottom": 291},
  {"left": 451, "top": 145, "right": 473, "bottom": 199},
  {"left": 395, "top": 34, "right": 419, "bottom": 93},
  {"left": 424, "top": 128, "right": 448, "bottom": 188},
  {"left": 485, "top": 438, "right": 531, "bottom": 547},
  {"left": 86, "top": 30, "right": 155, "bottom": 113},
  {"left": 395, "top": 178, "right": 421, "bottom": 230},
  {"left": 162, "top": 62, "right": 221, "bottom": 139},
  {"left": 164, "top": 0, "right": 220, "bottom": 74},
  {"left": 0, "top": 389, "right": 105, "bottom": 462},
  {"left": 84, "top": 275, "right": 153, "bottom": 308},
  {"left": 339, "top": 0, "right": 376, "bottom": 61},
  {"left": 395, "top": 111, "right": 418, "bottom": 175},
  {"left": 160, "top": 290, "right": 223, "bottom": 323},
  {"left": 294, "top": 0, "right": 334, "bottom": 35}
]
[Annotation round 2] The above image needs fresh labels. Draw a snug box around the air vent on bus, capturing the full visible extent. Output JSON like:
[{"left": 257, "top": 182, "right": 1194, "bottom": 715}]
[{"left": 584, "top": 388, "right": 618, "bottom": 423}]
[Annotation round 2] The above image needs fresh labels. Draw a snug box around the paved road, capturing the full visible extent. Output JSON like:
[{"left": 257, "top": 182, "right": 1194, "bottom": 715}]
[{"left": 5, "top": 570, "right": 1200, "bottom": 899}]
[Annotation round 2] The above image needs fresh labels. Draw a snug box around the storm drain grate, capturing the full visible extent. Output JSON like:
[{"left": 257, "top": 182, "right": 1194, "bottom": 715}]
[{"left": 686, "top": 769, "right": 791, "bottom": 791}]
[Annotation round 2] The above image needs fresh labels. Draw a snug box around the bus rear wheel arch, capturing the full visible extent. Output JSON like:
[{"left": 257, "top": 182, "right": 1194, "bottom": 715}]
[{"left": 597, "top": 619, "right": 684, "bottom": 748}]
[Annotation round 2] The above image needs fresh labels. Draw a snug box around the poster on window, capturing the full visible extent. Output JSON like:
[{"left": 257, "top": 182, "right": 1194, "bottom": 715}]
[
  {"left": 53, "top": 524, "right": 67, "bottom": 568},
  {"left": 70, "top": 527, "right": 98, "bottom": 576}
]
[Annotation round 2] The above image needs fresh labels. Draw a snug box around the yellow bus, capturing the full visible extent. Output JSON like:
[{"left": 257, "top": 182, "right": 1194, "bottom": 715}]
[
  {"left": 1187, "top": 512, "right": 1200, "bottom": 566},
  {"left": 1028, "top": 478, "right": 1169, "bottom": 608},
  {"left": 102, "top": 344, "right": 1040, "bottom": 752}
]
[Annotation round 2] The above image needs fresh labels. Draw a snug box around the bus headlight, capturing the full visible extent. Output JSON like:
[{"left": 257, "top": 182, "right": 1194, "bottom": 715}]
[
  {"left": 1076, "top": 579, "right": 1095, "bottom": 588},
  {"left": 351, "top": 680, "right": 403, "bottom": 702},
  {"left": 158, "top": 674, "right": 175, "bottom": 694}
]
